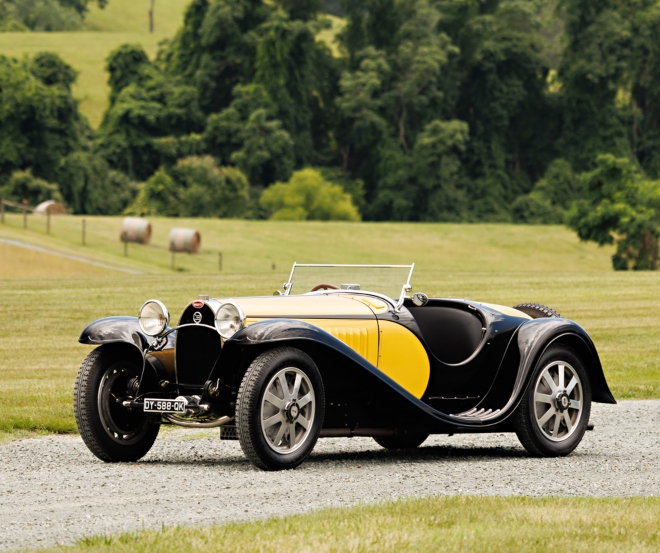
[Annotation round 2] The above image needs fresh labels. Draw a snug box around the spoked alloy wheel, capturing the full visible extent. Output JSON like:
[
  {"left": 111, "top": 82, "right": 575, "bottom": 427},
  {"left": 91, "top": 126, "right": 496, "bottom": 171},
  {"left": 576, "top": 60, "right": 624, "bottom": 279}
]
[
  {"left": 514, "top": 344, "right": 591, "bottom": 457},
  {"left": 236, "top": 347, "right": 324, "bottom": 470},
  {"left": 532, "top": 361, "right": 583, "bottom": 442},
  {"left": 260, "top": 367, "right": 316, "bottom": 454},
  {"left": 74, "top": 347, "right": 160, "bottom": 462}
]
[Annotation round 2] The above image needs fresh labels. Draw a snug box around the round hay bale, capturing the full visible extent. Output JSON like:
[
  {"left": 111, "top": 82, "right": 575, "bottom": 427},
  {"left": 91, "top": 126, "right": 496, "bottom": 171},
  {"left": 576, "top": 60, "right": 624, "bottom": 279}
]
[
  {"left": 120, "top": 217, "right": 152, "bottom": 245},
  {"left": 34, "top": 200, "right": 66, "bottom": 215},
  {"left": 169, "top": 228, "right": 201, "bottom": 254}
]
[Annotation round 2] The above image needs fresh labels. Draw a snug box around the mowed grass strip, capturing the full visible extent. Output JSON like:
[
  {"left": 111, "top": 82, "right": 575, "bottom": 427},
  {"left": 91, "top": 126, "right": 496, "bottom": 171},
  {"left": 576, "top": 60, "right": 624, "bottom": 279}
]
[
  {"left": 0, "top": 242, "right": 112, "bottom": 277},
  {"left": 35, "top": 496, "right": 660, "bottom": 553},
  {"left": 0, "top": 213, "right": 615, "bottom": 274}
]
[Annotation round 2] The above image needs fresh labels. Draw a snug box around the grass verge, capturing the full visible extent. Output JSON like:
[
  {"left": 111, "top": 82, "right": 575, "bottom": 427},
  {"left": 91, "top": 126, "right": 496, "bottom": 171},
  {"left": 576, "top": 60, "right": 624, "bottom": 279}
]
[{"left": 34, "top": 496, "right": 660, "bottom": 553}]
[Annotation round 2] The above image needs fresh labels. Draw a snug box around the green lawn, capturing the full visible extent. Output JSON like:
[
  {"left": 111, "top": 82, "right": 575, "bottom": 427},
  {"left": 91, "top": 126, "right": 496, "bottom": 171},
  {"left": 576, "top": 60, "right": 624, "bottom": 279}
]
[
  {"left": 1, "top": 217, "right": 659, "bottom": 437},
  {"left": 34, "top": 496, "right": 660, "bottom": 553}
]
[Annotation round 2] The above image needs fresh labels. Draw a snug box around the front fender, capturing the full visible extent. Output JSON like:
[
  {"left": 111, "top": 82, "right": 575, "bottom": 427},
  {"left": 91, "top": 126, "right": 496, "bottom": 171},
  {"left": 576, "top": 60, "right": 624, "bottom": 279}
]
[
  {"left": 512, "top": 318, "right": 616, "bottom": 406},
  {"left": 79, "top": 316, "right": 175, "bottom": 352}
]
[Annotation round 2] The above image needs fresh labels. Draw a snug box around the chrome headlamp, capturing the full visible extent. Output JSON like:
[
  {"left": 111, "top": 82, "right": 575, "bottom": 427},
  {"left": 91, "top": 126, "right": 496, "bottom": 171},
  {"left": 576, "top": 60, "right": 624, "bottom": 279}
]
[
  {"left": 215, "top": 302, "right": 245, "bottom": 339},
  {"left": 138, "top": 300, "right": 170, "bottom": 336}
]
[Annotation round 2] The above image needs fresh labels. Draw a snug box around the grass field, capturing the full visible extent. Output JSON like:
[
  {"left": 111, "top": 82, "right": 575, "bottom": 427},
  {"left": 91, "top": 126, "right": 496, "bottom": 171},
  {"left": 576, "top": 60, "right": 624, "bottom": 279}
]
[
  {"left": 0, "top": 2, "right": 343, "bottom": 127},
  {"left": 34, "top": 496, "right": 660, "bottom": 552},
  {"left": 1, "top": 216, "right": 659, "bottom": 438}
]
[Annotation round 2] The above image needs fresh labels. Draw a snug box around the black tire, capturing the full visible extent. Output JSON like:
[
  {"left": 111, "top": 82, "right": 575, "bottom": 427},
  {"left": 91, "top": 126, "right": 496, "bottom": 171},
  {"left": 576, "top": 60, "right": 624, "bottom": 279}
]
[
  {"left": 236, "top": 347, "right": 325, "bottom": 471},
  {"left": 513, "top": 344, "right": 591, "bottom": 457},
  {"left": 374, "top": 432, "right": 429, "bottom": 450},
  {"left": 74, "top": 347, "right": 160, "bottom": 462},
  {"left": 513, "top": 303, "right": 561, "bottom": 318}
]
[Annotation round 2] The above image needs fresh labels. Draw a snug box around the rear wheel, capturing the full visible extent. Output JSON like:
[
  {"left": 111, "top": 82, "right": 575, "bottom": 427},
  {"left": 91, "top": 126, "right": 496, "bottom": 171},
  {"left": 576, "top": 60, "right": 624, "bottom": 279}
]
[
  {"left": 514, "top": 345, "right": 591, "bottom": 457},
  {"left": 74, "top": 347, "right": 160, "bottom": 462},
  {"left": 374, "top": 432, "right": 429, "bottom": 450},
  {"left": 236, "top": 347, "right": 325, "bottom": 470}
]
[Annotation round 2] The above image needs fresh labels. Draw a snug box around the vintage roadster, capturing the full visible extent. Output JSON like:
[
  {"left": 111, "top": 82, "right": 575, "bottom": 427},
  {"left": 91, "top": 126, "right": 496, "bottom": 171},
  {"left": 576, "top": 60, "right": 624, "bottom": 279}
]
[{"left": 74, "top": 263, "right": 615, "bottom": 470}]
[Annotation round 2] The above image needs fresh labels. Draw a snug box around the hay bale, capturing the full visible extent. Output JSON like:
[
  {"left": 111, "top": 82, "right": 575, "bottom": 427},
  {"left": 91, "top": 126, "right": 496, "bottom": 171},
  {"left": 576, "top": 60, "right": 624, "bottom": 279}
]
[
  {"left": 169, "top": 228, "right": 201, "bottom": 254},
  {"left": 120, "top": 217, "right": 152, "bottom": 245},
  {"left": 34, "top": 200, "right": 66, "bottom": 215}
]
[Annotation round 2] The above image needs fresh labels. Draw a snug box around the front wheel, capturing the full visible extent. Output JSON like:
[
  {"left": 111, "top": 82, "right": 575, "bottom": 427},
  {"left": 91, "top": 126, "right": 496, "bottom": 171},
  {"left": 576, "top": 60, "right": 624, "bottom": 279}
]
[
  {"left": 236, "top": 347, "right": 325, "bottom": 470},
  {"left": 514, "top": 345, "right": 591, "bottom": 457},
  {"left": 74, "top": 347, "right": 160, "bottom": 462}
]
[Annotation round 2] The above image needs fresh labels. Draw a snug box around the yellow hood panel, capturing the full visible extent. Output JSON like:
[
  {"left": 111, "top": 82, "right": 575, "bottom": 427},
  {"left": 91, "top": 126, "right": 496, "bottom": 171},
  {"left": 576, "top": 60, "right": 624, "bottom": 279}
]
[{"left": 216, "top": 294, "right": 377, "bottom": 318}]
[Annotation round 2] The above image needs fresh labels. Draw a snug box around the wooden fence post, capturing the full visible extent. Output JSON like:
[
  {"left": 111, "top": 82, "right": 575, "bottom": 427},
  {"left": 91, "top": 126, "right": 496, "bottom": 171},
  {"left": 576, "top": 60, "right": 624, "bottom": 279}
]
[
  {"left": 47, "top": 212, "right": 51, "bottom": 235},
  {"left": 22, "top": 205, "right": 27, "bottom": 229},
  {"left": 0, "top": 197, "right": 4, "bottom": 224}
]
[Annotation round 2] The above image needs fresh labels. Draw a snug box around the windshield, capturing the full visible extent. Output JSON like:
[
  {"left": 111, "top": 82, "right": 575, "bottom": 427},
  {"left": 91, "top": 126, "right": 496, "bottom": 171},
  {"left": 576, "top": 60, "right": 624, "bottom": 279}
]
[{"left": 283, "top": 263, "right": 414, "bottom": 304}]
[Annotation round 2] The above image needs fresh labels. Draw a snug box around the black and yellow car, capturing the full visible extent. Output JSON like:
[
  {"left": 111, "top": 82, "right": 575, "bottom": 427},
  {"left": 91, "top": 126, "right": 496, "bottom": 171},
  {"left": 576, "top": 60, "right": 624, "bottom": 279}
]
[{"left": 74, "top": 263, "right": 615, "bottom": 470}]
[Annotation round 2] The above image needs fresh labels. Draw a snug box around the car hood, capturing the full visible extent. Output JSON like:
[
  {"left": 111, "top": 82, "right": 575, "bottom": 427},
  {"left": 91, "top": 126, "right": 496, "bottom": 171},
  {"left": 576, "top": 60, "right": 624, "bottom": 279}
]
[{"left": 213, "top": 293, "right": 386, "bottom": 320}]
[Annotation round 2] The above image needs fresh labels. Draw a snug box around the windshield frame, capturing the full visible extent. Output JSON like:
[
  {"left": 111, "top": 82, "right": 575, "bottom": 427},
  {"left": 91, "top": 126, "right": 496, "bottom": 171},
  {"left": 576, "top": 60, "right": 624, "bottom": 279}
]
[{"left": 282, "top": 263, "right": 415, "bottom": 311}]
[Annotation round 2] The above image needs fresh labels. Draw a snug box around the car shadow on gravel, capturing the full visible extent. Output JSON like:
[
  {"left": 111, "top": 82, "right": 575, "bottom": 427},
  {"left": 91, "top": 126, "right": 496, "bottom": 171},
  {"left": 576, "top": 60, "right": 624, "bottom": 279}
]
[
  {"left": 305, "top": 444, "right": 529, "bottom": 465},
  {"left": 135, "top": 443, "right": 529, "bottom": 470}
]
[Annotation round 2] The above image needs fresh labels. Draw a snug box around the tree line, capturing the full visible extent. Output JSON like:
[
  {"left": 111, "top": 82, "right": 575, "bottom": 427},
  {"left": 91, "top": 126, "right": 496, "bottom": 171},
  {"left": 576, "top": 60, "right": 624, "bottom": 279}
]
[{"left": 3, "top": 0, "right": 660, "bottom": 267}]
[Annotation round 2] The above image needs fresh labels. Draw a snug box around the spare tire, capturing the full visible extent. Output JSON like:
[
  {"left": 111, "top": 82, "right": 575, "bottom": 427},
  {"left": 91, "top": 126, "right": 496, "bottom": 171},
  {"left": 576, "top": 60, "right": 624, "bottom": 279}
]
[{"left": 512, "top": 303, "right": 561, "bottom": 319}]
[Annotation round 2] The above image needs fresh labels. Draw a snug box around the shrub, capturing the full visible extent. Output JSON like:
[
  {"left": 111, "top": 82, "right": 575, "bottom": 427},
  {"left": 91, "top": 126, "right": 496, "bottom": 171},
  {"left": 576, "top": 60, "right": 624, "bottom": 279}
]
[
  {"left": 0, "top": 169, "right": 63, "bottom": 206},
  {"left": 260, "top": 168, "right": 360, "bottom": 221}
]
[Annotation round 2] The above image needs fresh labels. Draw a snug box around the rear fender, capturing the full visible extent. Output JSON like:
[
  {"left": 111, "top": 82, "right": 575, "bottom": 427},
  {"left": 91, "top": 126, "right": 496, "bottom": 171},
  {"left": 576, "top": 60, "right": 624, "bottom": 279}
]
[{"left": 507, "top": 318, "right": 616, "bottom": 410}]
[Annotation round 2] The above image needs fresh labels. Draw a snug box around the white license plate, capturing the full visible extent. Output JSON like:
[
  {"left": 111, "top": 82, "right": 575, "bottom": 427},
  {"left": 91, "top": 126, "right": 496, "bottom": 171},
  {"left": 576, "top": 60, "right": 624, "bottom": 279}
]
[{"left": 144, "top": 398, "right": 186, "bottom": 413}]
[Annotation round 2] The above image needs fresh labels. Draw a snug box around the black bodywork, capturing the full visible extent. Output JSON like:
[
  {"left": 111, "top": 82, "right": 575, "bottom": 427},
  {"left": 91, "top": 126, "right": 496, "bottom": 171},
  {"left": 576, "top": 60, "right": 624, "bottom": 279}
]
[{"left": 80, "top": 295, "right": 615, "bottom": 437}]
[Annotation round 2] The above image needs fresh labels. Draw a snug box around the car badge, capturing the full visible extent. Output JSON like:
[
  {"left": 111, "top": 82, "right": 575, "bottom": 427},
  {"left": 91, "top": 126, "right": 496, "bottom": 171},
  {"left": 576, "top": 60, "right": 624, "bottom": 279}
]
[
  {"left": 192, "top": 312, "right": 203, "bottom": 324},
  {"left": 192, "top": 300, "right": 204, "bottom": 309}
]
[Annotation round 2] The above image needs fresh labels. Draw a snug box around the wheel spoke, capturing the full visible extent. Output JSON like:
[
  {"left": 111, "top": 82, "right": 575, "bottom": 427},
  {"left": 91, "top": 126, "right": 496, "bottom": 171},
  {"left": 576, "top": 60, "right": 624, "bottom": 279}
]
[
  {"left": 273, "top": 423, "right": 286, "bottom": 446},
  {"left": 278, "top": 373, "right": 290, "bottom": 399},
  {"left": 264, "top": 392, "right": 285, "bottom": 410},
  {"left": 298, "top": 415, "right": 309, "bottom": 430},
  {"left": 538, "top": 407, "right": 555, "bottom": 426},
  {"left": 292, "top": 373, "right": 302, "bottom": 399},
  {"left": 287, "top": 423, "right": 297, "bottom": 448},
  {"left": 542, "top": 372, "right": 557, "bottom": 393},
  {"left": 535, "top": 392, "right": 553, "bottom": 404},
  {"left": 566, "top": 377, "right": 578, "bottom": 395},
  {"left": 558, "top": 364, "right": 565, "bottom": 389},
  {"left": 263, "top": 414, "right": 282, "bottom": 429},
  {"left": 551, "top": 412, "right": 561, "bottom": 437},
  {"left": 563, "top": 411, "right": 573, "bottom": 433},
  {"left": 297, "top": 392, "right": 312, "bottom": 408},
  {"left": 569, "top": 399, "right": 581, "bottom": 410}
]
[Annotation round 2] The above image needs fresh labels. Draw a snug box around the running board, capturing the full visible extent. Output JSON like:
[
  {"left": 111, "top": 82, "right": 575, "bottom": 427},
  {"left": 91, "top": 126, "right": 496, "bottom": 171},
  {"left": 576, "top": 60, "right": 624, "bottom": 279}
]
[{"left": 450, "top": 407, "right": 502, "bottom": 421}]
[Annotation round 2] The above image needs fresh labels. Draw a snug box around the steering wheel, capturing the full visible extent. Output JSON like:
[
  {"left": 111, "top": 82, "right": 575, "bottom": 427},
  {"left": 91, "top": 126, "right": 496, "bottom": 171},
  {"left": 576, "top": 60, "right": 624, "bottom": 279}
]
[{"left": 310, "top": 283, "right": 339, "bottom": 292}]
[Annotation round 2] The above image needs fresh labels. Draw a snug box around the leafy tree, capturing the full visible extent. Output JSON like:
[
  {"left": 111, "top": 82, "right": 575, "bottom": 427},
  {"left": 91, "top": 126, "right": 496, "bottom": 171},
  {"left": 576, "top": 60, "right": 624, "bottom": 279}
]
[
  {"left": 0, "top": 53, "right": 89, "bottom": 180},
  {"left": 203, "top": 84, "right": 295, "bottom": 185},
  {"left": 260, "top": 167, "right": 360, "bottom": 220},
  {"left": 162, "top": 0, "right": 271, "bottom": 114},
  {"left": 96, "top": 44, "right": 204, "bottom": 181},
  {"left": 557, "top": 0, "right": 633, "bottom": 172},
  {"left": 1, "top": 0, "right": 84, "bottom": 30},
  {"left": 56, "top": 152, "right": 136, "bottom": 214},
  {"left": 512, "top": 158, "right": 580, "bottom": 224},
  {"left": 0, "top": 169, "right": 63, "bottom": 206},
  {"left": 566, "top": 154, "right": 660, "bottom": 270},
  {"left": 126, "top": 156, "right": 249, "bottom": 218}
]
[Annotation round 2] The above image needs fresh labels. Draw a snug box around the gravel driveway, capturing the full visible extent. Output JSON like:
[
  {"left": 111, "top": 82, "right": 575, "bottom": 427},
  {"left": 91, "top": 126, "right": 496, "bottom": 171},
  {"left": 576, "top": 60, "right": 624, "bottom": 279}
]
[{"left": 1, "top": 400, "right": 658, "bottom": 551}]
